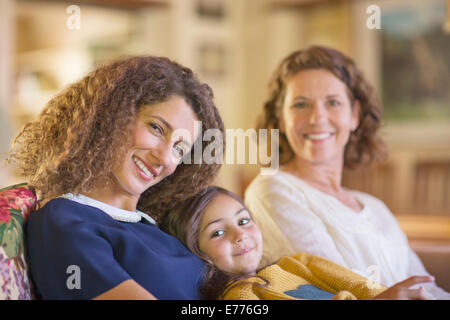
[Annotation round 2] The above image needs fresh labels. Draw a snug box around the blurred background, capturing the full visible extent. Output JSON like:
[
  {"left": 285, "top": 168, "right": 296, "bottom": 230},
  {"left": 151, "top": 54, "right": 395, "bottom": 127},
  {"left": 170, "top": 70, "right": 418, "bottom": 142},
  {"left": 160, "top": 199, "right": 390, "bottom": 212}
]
[{"left": 0, "top": 0, "right": 449, "bottom": 288}]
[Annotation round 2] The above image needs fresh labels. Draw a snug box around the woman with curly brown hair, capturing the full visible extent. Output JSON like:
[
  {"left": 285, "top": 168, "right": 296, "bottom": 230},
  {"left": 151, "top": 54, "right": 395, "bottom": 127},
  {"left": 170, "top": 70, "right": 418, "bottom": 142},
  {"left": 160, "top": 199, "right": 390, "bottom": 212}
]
[
  {"left": 9, "top": 56, "right": 225, "bottom": 299},
  {"left": 244, "top": 46, "right": 449, "bottom": 299}
]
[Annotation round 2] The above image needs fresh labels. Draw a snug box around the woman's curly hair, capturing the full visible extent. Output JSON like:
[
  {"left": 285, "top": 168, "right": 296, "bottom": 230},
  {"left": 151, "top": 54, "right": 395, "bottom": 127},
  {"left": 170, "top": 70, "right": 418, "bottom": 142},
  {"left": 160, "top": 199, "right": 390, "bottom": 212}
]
[
  {"left": 8, "top": 56, "right": 225, "bottom": 220},
  {"left": 258, "top": 45, "right": 388, "bottom": 169}
]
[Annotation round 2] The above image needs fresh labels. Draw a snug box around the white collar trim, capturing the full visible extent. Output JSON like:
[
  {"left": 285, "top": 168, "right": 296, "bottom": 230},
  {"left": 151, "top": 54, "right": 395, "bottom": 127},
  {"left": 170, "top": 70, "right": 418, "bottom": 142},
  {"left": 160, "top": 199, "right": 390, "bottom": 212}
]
[{"left": 60, "top": 193, "right": 156, "bottom": 224}]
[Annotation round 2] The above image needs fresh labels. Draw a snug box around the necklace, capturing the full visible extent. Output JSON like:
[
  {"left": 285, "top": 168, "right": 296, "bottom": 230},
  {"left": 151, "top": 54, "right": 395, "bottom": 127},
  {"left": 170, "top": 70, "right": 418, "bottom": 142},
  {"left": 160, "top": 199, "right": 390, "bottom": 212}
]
[{"left": 59, "top": 193, "right": 156, "bottom": 224}]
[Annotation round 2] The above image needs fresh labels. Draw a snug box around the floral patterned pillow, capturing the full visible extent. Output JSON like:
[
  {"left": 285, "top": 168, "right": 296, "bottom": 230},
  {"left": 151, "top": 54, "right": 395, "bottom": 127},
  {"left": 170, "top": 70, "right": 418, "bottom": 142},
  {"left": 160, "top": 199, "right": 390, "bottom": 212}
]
[{"left": 0, "top": 183, "right": 37, "bottom": 300}]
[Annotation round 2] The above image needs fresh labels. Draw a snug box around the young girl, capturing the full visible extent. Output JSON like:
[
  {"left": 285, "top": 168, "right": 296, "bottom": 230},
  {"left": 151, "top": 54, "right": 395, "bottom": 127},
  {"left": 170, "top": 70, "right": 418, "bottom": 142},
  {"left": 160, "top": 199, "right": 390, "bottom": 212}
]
[{"left": 160, "top": 186, "right": 435, "bottom": 300}]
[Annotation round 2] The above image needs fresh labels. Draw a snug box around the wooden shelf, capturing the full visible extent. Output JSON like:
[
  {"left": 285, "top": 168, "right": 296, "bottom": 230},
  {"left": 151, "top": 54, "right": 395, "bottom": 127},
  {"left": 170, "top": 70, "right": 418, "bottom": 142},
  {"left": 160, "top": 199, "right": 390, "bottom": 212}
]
[
  {"left": 397, "top": 216, "right": 450, "bottom": 241},
  {"left": 18, "top": 0, "right": 169, "bottom": 10},
  {"left": 268, "top": 0, "right": 335, "bottom": 8}
]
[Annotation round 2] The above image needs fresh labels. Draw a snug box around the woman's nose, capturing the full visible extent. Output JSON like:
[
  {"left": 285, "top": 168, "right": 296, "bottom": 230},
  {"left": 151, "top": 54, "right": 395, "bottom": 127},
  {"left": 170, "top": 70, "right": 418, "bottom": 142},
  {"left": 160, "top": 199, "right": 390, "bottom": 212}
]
[
  {"left": 308, "top": 102, "right": 327, "bottom": 125},
  {"left": 153, "top": 141, "right": 177, "bottom": 168}
]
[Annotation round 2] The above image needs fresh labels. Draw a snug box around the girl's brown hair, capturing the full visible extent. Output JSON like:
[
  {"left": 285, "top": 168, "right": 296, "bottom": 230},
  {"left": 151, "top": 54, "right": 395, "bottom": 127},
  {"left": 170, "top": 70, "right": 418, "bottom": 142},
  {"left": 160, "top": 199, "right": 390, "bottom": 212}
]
[
  {"left": 160, "top": 185, "right": 268, "bottom": 299},
  {"left": 8, "top": 56, "right": 225, "bottom": 220},
  {"left": 258, "top": 45, "right": 388, "bottom": 168}
]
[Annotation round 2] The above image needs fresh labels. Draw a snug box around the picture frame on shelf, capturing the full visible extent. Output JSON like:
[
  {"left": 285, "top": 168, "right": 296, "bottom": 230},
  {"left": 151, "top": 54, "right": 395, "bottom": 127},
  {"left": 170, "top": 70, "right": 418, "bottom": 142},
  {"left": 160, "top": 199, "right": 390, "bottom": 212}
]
[
  {"left": 380, "top": 0, "right": 450, "bottom": 121},
  {"left": 195, "top": 0, "right": 225, "bottom": 20},
  {"left": 197, "top": 42, "right": 226, "bottom": 79}
]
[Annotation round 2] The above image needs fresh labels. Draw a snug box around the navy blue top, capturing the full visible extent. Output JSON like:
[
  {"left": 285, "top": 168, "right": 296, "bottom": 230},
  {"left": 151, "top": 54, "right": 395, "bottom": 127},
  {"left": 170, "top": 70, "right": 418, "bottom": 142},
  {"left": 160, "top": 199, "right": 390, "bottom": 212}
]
[{"left": 26, "top": 198, "right": 205, "bottom": 300}]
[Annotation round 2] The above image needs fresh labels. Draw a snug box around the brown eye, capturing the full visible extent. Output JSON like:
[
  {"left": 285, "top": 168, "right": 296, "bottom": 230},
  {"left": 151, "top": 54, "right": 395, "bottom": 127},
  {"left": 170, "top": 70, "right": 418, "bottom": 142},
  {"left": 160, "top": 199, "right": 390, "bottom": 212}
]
[
  {"left": 211, "top": 230, "right": 224, "bottom": 238},
  {"left": 328, "top": 99, "right": 340, "bottom": 107},
  {"left": 239, "top": 218, "right": 250, "bottom": 226},
  {"left": 293, "top": 101, "right": 308, "bottom": 108},
  {"left": 149, "top": 123, "right": 163, "bottom": 135}
]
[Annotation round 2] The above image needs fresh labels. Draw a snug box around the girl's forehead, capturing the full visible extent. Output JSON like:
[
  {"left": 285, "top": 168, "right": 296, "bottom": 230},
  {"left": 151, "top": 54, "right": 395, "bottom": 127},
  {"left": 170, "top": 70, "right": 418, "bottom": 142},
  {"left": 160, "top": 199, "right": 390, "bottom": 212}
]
[
  {"left": 202, "top": 194, "right": 245, "bottom": 221},
  {"left": 208, "top": 194, "right": 242, "bottom": 210}
]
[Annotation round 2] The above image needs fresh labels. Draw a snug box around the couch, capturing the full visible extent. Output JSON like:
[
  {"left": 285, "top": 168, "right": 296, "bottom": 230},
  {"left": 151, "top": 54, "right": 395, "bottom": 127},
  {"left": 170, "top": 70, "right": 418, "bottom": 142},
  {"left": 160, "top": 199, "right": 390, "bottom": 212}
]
[
  {"left": 1, "top": 183, "right": 448, "bottom": 300},
  {"left": 0, "top": 183, "right": 36, "bottom": 299}
]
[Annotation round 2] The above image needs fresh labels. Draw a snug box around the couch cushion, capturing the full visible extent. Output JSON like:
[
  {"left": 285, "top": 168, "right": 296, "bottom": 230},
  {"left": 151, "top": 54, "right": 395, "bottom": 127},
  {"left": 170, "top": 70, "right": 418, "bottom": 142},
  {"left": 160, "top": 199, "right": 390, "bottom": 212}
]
[{"left": 0, "top": 183, "right": 37, "bottom": 299}]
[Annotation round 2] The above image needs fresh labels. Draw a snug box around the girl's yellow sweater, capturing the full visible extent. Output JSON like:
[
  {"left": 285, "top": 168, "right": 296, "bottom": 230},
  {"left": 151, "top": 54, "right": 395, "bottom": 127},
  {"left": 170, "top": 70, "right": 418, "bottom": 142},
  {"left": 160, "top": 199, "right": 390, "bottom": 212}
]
[{"left": 223, "top": 252, "right": 387, "bottom": 300}]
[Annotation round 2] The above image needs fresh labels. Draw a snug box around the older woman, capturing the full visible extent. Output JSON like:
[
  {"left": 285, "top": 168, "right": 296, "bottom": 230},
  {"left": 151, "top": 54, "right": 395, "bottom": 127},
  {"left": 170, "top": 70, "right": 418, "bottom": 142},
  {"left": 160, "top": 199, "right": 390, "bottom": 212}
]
[
  {"left": 10, "top": 56, "right": 224, "bottom": 299},
  {"left": 245, "top": 46, "right": 449, "bottom": 299}
]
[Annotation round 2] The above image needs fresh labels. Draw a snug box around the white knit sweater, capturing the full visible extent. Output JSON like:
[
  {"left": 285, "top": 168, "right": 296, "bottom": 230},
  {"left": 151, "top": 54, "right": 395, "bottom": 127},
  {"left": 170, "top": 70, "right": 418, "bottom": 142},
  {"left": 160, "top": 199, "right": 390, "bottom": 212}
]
[{"left": 244, "top": 170, "right": 450, "bottom": 299}]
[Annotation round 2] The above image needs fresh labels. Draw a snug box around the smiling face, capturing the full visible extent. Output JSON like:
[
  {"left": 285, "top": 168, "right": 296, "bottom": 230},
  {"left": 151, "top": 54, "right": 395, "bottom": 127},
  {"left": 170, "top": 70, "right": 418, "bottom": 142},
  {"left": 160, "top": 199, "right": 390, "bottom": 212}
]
[
  {"left": 198, "top": 193, "right": 263, "bottom": 275},
  {"left": 280, "top": 69, "right": 360, "bottom": 166},
  {"left": 112, "top": 95, "right": 200, "bottom": 200}
]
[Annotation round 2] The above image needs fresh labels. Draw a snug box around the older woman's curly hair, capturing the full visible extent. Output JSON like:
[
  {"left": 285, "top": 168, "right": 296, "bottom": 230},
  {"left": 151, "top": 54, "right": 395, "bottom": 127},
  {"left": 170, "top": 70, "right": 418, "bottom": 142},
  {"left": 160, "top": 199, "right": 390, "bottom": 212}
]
[
  {"left": 258, "top": 45, "right": 388, "bottom": 169},
  {"left": 9, "top": 56, "right": 225, "bottom": 220}
]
